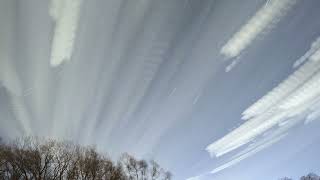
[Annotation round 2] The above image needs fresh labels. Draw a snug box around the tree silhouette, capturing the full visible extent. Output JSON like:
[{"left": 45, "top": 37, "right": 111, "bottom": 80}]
[
  {"left": 300, "top": 173, "right": 320, "bottom": 180},
  {"left": 280, "top": 173, "right": 320, "bottom": 180},
  {"left": 0, "top": 137, "right": 171, "bottom": 180}
]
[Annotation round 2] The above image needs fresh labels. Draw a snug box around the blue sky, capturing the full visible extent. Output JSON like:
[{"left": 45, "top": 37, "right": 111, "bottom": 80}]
[{"left": 1, "top": 0, "right": 320, "bottom": 179}]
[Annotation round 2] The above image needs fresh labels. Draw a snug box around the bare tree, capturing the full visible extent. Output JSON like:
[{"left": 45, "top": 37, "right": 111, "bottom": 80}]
[
  {"left": 0, "top": 137, "right": 172, "bottom": 180},
  {"left": 120, "top": 154, "right": 171, "bottom": 180},
  {"left": 150, "top": 160, "right": 160, "bottom": 180},
  {"left": 163, "top": 171, "right": 172, "bottom": 180},
  {"left": 300, "top": 173, "right": 320, "bottom": 180}
]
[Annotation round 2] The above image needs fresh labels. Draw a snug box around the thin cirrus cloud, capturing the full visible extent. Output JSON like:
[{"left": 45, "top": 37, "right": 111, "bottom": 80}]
[
  {"left": 200, "top": 36, "right": 320, "bottom": 176},
  {"left": 221, "top": 0, "right": 298, "bottom": 72},
  {"left": 209, "top": 115, "right": 302, "bottom": 175},
  {"left": 187, "top": 37, "right": 320, "bottom": 180},
  {"left": 0, "top": 7, "right": 32, "bottom": 135},
  {"left": 210, "top": 132, "right": 289, "bottom": 174},
  {"left": 0, "top": 59, "right": 32, "bottom": 135},
  {"left": 187, "top": 131, "right": 288, "bottom": 179},
  {"left": 49, "top": 0, "right": 83, "bottom": 67},
  {"left": 293, "top": 37, "right": 320, "bottom": 68}
]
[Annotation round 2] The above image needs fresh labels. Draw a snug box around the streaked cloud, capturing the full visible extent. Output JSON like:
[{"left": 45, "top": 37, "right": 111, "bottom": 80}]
[
  {"left": 186, "top": 175, "right": 202, "bottom": 180},
  {"left": 49, "top": 0, "right": 82, "bottom": 67},
  {"left": 0, "top": 4, "right": 31, "bottom": 135},
  {"left": 225, "top": 59, "right": 239, "bottom": 72},
  {"left": 221, "top": 0, "right": 297, "bottom": 59},
  {"left": 242, "top": 58, "right": 320, "bottom": 120},
  {"left": 211, "top": 132, "right": 288, "bottom": 174},
  {"left": 0, "top": 60, "right": 32, "bottom": 135},
  {"left": 205, "top": 36, "right": 320, "bottom": 174},
  {"left": 293, "top": 37, "right": 320, "bottom": 68},
  {"left": 1, "top": 1, "right": 320, "bottom": 179}
]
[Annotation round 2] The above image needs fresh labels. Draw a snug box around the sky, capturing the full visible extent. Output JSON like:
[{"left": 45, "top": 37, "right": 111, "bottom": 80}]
[{"left": 0, "top": 0, "right": 320, "bottom": 179}]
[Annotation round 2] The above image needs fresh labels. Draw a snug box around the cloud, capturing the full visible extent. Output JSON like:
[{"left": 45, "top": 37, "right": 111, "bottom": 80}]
[
  {"left": 0, "top": 58, "right": 22, "bottom": 97},
  {"left": 0, "top": 60, "right": 32, "bottom": 135},
  {"left": 225, "top": 59, "right": 239, "bottom": 72},
  {"left": 242, "top": 58, "right": 320, "bottom": 120},
  {"left": 221, "top": 0, "right": 297, "bottom": 59},
  {"left": 205, "top": 36, "right": 320, "bottom": 174},
  {"left": 305, "top": 100, "right": 320, "bottom": 124},
  {"left": 186, "top": 175, "right": 202, "bottom": 180},
  {"left": 293, "top": 37, "right": 320, "bottom": 68},
  {"left": 49, "top": 0, "right": 83, "bottom": 67},
  {"left": 278, "top": 71, "right": 320, "bottom": 110},
  {"left": 305, "top": 110, "right": 320, "bottom": 124},
  {"left": 211, "top": 132, "right": 288, "bottom": 174},
  {"left": 206, "top": 110, "right": 288, "bottom": 157},
  {"left": 310, "top": 48, "right": 320, "bottom": 62}
]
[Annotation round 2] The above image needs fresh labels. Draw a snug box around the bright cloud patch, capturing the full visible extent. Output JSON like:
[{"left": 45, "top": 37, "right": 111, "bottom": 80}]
[{"left": 49, "top": 0, "right": 82, "bottom": 67}]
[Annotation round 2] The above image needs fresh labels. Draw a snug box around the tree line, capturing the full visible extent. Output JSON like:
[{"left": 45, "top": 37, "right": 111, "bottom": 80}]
[
  {"left": 0, "top": 137, "right": 171, "bottom": 180},
  {"left": 280, "top": 173, "right": 320, "bottom": 180}
]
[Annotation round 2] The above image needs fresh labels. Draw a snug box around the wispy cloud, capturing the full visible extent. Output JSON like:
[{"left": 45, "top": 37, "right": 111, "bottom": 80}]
[
  {"left": 49, "top": 0, "right": 83, "bottom": 67},
  {"left": 211, "top": 132, "right": 288, "bottom": 174},
  {"left": 242, "top": 58, "right": 320, "bottom": 120},
  {"left": 204, "top": 36, "right": 320, "bottom": 175},
  {"left": 221, "top": 0, "right": 297, "bottom": 59},
  {"left": 293, "top": 37, "right": 320, "bottom": 68},
  {"left": 0, "top": 59, "right": 32, "bottom": 135},
  {"left": 186, "top": 175, "right": 202, "bottom": 180},
  {"left": 225, "top": 59, "right": 239, "bottom": 72}
]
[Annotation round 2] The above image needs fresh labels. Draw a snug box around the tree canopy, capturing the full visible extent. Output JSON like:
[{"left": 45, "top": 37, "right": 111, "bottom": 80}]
[{"left": 0, "top": 137, "right": 171, "bottom": 180}]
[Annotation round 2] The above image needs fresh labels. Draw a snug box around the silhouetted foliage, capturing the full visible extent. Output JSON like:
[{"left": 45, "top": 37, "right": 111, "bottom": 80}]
[{"left": 0, "top": 137, "right": 171, "bottom": 180}]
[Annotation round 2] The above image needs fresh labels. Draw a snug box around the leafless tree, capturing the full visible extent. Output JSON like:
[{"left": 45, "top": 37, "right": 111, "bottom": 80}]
[
  {"left": 120, "top": 153, "right": 171, "bottom": 180},
  {"left": 150, "top": 160, "right": 160, "bottom": 180},
  {"left": 0, "top": 137, "right": 172, "bottom": 180}
]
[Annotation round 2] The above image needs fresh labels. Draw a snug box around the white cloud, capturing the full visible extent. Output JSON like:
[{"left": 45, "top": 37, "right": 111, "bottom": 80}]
[
  {"left": 206, "top": 110, "right": 288, "bottom": 157},
  {"left": 186, "top": 175, "right": 202, "bottom": 180},
  {"left": 293, "top": 37, "right": 320, "bottom": 68},
  {"left": 310, "top": 48, "right": 320, "bottom": 62},
  {"left": 225, "top": 59, "right": 239, "bottom": 72},
  {"left": 221, "top": 0, "right": 297, "bottom": 59},
  {"left": 305, "top": 99, "right": 320, "bottom": 124},
  {"left": 49, "top": 0, "right": 83, "bottom": 67},
  {"left": 278, "top": 71, "right": 320, "bottom": 110},
  {"left": 211, "top": 132, "right": 288, "bottom": 174},
  {"left": 242, "top": 58, "right": 320, "bottom": 120},
  {"left": 49, "top": 0, "right": 64, "bottom": 21},
  {"left": 305, "top": 110, "right": 320, "bottom": 124},
  {"left": 205, "top": 36, "right": 320, "bottom": 174}
]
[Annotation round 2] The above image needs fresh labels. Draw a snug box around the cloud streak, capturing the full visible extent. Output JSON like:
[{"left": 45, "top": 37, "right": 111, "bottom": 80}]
[
  {"left": 293, "top": 37, "right": 320, "bottom": 68},
  {"left": 205, "top": 36, "right": 320, "bottom": 175},
  {"left": 221, "top": 0, "right": 297, "bottom": 59},
  {"left": 211, "top": 132, "right": 288, "bottom": 174}
]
